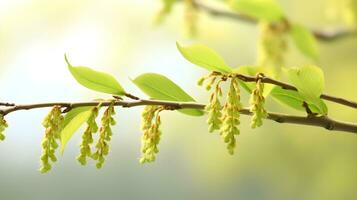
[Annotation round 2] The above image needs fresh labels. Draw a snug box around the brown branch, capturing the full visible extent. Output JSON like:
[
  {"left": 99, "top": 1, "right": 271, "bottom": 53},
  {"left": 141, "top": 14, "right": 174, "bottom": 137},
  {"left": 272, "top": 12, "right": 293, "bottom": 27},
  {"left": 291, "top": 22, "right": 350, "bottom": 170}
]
[
  {"left": 312, "top": 28, "right": 357, "bottom": 42},
  {"left": 192, "top": 0, "right": 357, "bottom": 42},
  {"left": 0, "top": 98, "right": 357, "bottom": 133},
  {"left": 210, "top": 72, "right": 357, "bottom": 109},
  {"left": 0, "top": 102, "right": 15, "bottom": 106}
]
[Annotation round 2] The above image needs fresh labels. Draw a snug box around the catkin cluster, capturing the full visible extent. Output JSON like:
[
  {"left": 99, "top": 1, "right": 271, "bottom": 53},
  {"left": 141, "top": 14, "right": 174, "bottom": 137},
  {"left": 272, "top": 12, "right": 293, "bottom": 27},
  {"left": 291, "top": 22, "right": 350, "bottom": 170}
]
[
  {"left": 199, "top": 72, "right": 268, "bottom": 154},
  {"left": 40, "top": 102, "right": 118, "bottom": 172},
  {"left": 0, "top": 114, "right": 8, "bottom": 141},
  {"left": 199, "top": 74, "right": 242, "bottom": 154},
  {"left": 40, "top": 106, "right": 63, "bottom": 173},
  {"left": 250, "top": 77, "right": 268, "bottom": 128},
  {"left": 140, "top": 105, "right": 162, "bottom": 164},
  {"left": 77, "top": 107, "right": 99, "bottom": 165},
  {"left": 257, "top": 22, "right": 288, "bottom": 75},
  {"left": 92, "top": 103, "right": 116, "bottom": 169},
  {"left": 220, "top": 77, "right": 242, "bottom": 155}
]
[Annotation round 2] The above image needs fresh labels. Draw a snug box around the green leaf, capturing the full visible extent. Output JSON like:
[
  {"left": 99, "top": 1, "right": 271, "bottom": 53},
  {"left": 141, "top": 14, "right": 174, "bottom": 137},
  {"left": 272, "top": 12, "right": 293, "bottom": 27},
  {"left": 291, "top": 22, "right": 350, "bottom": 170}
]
[
  {"left": 132, "top": 73, "right": 204, "bottom": 116},
  {"left": 271, "top": 86, "right": 306, "bottom": 111},
  {"left": 176, "top": 42, "right": 232, "bottom": 73},
  {"left": 286, "top": 65, "right": 324, "bottom": 101},
  {"left": 286, "top": 65, "right": 326, "bottom": 114},
  {"left": 290, "top": 23, "right": 319, "bottom": 60},
  {"left": 60, "top": 107, "right": 93, "bottom": 154},
  {"left": 230, "top": 0, "right": 284, "bottom": 22},
  {"left": 65, "top": 55, "right": 126, "bottom": 95},
  {"left": 271, "top": 86, "right": 327, "bottom": 114},
  {"left": 312, "top": 99, "right": 328, "bottom": 115}
]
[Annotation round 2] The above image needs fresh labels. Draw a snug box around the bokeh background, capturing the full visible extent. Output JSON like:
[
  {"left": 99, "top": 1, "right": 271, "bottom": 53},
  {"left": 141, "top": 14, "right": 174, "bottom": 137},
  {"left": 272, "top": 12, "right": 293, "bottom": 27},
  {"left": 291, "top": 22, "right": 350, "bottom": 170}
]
[{"left": 0, "top": 0, "right": 357, "bottom": 199}]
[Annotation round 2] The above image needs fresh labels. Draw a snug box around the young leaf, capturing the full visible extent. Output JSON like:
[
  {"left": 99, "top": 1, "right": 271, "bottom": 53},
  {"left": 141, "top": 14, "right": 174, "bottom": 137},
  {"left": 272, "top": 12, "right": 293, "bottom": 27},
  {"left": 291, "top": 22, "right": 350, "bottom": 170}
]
[
  {"left": 65, "top": 55, "right": 126, "bottom": 95},
  {"left": 290, "top": 23, "right": 319, "bottom": 60},
  {"left": 271, "top": 86, "right": 328, "bottom": 114},
  {"left": 132, "top": 73, "right": 204, "bottom": 116},
  {"left": 286, "top": 65, "right": 326, "bottom": 114},
  {"left": 176, "top": 42, "right": 232, "bottom": 73},
  {"left": 286, "top": 65, "right": 324, "bottom": 101},
  {"left": 271, "top": 86, "right": 305, "bottom": 111},
  {"left": 229, "top": 0, "right": 285, "bottom": 22},
  {"left": 60, "top": 107, "right": 93, "bottom": 154},
  {"left": 312, "top": 98, "right": 328, "bottom": 115}
]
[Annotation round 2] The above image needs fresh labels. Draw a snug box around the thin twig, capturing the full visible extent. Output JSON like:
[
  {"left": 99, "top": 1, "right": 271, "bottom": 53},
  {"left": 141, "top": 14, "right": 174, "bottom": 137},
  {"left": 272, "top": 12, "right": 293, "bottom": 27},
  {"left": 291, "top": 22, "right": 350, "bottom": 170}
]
[
  {"left": 0, "top": 102, "right": 15, "bottom": 106},
  {"left": 0, "top": 99, "right": 357, "bottom": 133},
  {"left": 192, "top": 0, "right": 357, "bottom": 42},
  {"left": 213, "top": 72, "right": 357, "bottom": 109}
]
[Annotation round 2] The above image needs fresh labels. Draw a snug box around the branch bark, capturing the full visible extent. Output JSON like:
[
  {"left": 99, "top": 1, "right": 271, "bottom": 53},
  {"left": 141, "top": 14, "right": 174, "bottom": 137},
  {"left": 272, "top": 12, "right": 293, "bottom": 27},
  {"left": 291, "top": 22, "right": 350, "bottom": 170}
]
[
  {"left": 192, "top": 0, "right": 357, "bottom": 42},
  {"left": 1, "top": 98, "right": 357, "bottom": 133},
  {"left": 219, "top": 72, "right": 357, "bottom": 109}
]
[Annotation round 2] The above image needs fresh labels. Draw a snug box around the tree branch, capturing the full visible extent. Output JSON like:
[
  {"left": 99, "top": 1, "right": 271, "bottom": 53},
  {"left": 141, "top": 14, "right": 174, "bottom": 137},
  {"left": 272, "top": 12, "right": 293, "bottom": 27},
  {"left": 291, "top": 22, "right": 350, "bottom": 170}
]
[
  {"left": 0, "top": 102, "right": 15, "bottom": 106},
  {"left": 214, "top": 72, "right": 357, "bottom": 109},
  {"left": 1, "top": 98, "right": 357, "bottom": 133},
  {"left": 192, "top": 0, "right": 357, "bottom": 42}
]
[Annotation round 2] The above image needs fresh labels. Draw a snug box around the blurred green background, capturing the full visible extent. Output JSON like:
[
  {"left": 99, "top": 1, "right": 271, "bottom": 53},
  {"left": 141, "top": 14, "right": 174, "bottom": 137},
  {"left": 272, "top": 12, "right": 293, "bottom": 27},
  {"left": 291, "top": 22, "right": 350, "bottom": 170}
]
[{"left": 0, "top": 0, "right": 357, "bottom": 199}]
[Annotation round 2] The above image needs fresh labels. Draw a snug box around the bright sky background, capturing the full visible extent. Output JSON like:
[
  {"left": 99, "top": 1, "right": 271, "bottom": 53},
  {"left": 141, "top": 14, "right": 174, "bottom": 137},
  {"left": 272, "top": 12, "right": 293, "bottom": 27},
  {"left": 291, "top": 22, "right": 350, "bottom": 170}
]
[{"left": 1, "top": 1, "right": 357, "bottom": 200}]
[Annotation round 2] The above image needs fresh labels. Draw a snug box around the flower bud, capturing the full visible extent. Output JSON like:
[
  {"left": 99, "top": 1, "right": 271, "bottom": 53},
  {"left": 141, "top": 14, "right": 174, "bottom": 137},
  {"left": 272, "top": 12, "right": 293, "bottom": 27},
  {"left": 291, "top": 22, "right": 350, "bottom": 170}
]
[
  {"left": 204, "top": 77, "right": 217, "bottom": 91},
  {"left": 197, "top": 77, "right": 206, "bottom": 86}
]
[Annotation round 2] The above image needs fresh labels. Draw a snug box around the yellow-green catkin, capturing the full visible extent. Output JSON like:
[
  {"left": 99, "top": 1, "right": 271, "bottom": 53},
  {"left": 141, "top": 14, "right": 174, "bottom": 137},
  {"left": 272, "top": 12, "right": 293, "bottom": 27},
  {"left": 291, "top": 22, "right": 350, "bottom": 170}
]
[
  {"left": 92, "top": 103, "right": 116, "bottom": 169},
  {"left": 250, "top": 78, "right": 268, "bottom": 129},
  {"left": 220, "top": 78, "right": 241, "bottom": 155},
  {"left": 257, "top": 22, "right": 288, "bottom": 76},
  {"left": 206, "top": 82, "right": 223, "bottom": 133},
  {"left": 140, "top": 106, "right": 162, "bottom": 164},
  {"left": 155, "top": 0, "right": 176, "bottom": 25},
  {"left": 40, "top": 106, "right": 64, "bottom": 173},
  {"left": 0, "top": 114, "right": 8, "bottom": 141},
  {"left": 184, "top": 0, "right": 198, "bottom": 37},
  {"left": 77, "top": 107, "right": 99, "bottom": 165},
  {"left": 198, "top": 75, "right": 223, "bottom": 133}
]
